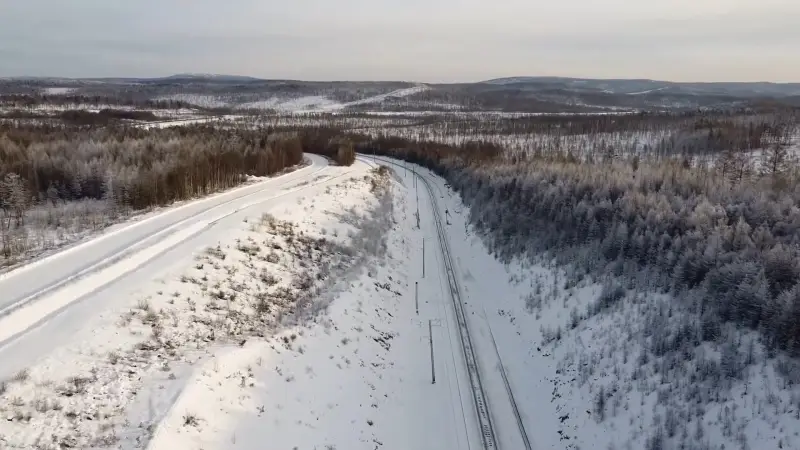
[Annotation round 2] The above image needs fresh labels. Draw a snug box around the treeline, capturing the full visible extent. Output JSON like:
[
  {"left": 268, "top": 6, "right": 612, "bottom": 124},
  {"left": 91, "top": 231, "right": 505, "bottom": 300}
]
[
  {"left": 359, "top": 109, "right": 798, "bottom": 163},
  {"left": 0, "top": 124, "right": 304, "bottom": 214},
  {"left": 59, "top": 109, "right": 160, "bottom": 125},
  {"left": 295, "top": 128, "right": 356, "bottom": 166},
  {"left": 0, "top": 93, "right": 196, "bottom": 111},
  {"left": 358, "top": 133, "right": 800, "bottom": 355}
]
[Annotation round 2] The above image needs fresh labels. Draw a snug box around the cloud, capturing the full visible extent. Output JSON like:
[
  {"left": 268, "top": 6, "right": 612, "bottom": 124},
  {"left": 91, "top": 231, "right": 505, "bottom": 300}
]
[{"left": 1, "top": 0, "right": 798, "bottom": 81}]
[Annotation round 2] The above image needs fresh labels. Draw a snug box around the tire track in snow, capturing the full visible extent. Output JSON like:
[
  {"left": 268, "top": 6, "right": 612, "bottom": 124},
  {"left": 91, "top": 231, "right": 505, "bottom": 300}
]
[
  {"left": 0, "top": 161, "right": 327, "bottom": 317},
  {"left": 0, "top": 162, "right": 348, "bottom": 352}
]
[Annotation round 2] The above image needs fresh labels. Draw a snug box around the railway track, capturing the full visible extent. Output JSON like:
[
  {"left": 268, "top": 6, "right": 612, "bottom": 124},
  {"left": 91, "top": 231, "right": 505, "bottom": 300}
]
[
  {"left": 364, "top": 154, "right": 532, "bottom": 449},
  {"left": 417, "top": 172, "right": 499, "bottom": 449},
  {"left": 363, "top": 155, "right": 532, "bottom": 450}
]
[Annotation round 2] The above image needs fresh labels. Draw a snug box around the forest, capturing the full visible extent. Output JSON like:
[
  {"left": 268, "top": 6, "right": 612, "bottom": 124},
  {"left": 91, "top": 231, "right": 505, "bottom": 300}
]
[
  {"left": 3, "top": 108, "right": 800, "bottom": 360},
  {"left": 352, "top": 110, "right": 800, "bottom": 359},
  {"left": 0, "top": 123, "right": 310, "bottom": 266}
]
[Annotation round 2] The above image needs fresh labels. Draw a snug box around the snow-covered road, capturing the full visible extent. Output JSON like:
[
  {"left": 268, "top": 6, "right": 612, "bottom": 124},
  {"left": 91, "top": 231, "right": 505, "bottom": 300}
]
[{"left": 0, "top": 155, "right": 337, "bottom": 380}]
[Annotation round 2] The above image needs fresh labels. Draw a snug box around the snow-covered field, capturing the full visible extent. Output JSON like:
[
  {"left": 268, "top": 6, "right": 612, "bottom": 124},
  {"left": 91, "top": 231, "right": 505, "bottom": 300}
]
[
  {"left": 331, "top": 85, "right": 430, "bottom": 110},
  {"left": 138, "top": 115, "right": 243, "bottom": 129},
  {"left": 0, "top": 156, "right": 377, "bottom": 448},
  {"left": 236, "top": 95, "right": 341, "bottom": 112},
  {"left": 157, "top": 85, "right": 431, "bottom": 113},
  {"left": 41, "top": 87, "right": 75, "bottom": 95},
  {"left": 2, "top": 147, "right": 799, "bottom": 450},
  {"left": 145, "top": 162, "right": 478, "bottom": 450},
  {"left": 152, "top": 94, "right": 230, "bottom": 110}
]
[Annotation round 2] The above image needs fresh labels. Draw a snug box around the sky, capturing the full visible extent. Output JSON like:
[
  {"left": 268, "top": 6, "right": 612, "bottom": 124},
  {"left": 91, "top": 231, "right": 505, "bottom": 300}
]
[{"left": 1, "top": 0, "right": 798, "bottom": 82}]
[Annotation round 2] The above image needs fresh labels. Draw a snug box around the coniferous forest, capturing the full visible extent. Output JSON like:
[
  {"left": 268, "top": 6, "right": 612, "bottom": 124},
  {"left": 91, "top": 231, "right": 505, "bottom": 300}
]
[
  {"left": 3, "top": 108, "right": 800, "bottom": 360},
  {"left": 355, "top": 111, "right": 800, "bottom": 359},
  {"left": 0, "top": 124, "right": 305, "bottom": 265}
]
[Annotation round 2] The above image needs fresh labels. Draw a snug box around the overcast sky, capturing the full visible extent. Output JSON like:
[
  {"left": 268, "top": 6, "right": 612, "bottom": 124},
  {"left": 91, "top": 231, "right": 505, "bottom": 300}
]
[{"left": 1, "top": 0, "right": 798, "bottom": 82}]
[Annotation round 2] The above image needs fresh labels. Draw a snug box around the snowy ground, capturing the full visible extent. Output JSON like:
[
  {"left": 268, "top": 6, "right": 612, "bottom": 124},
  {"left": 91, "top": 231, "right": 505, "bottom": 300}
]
[
  {"left": 2, "top": 150, "right": 798, "bottom": 450},
  {"left": 146, "top": 162, "right": 479, "bottom": 450},
  {"left": 236, "top": 95, "right": 341, "bottom": 112},
  {"left": 372, "top": 156, "right": 800, "bottom": 450},
  {"left": 0, "top": 156, "right": 488, "bottom": 450},
  {"left": 138, "top": 115, "right": 242, "bottom": 129},
  {"left": 0, "top": 158, "right": 312, "bottom": 275},
  {"left": 40, "top": 87, "right": 75, "bottom": 95},
  {"left": 157, "top": 85, "right": 430, "bottom": 113},
  {"left": 0, "top": 155, "right": 354, "bottom": 447}
]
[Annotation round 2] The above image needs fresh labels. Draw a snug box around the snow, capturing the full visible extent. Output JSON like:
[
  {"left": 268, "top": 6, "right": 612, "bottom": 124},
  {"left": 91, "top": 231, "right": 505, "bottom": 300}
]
[
  {"left": 139, "top": 116, "right": 236, "bottom": 129},
  {"left": 41, "top": 87, "right": 75, "bottom": 95},
  {"left": 369, "top": 156, "right": 551, "bottom": 448},
  {"left": 0, "top": 155, "right": 477, "bottom": 450},
  {"left": 0, "top": 156, "right": 328, "bottom": 349},
  {"left": 2, "top": 147, "right": 797, "bottom": 450},
  {"left": 144, "top": 159, "right": 482, "bottom": 450},
  {"left": 626, "top": 86, "right": 668, "bottom": 95},
  {"left": 0, "top": 153, "right": 500, "bottom": 450},
  {"left": 0, "top": 156, "right": 370, "bottom": 448},
  {"left": 369, "top": 156, "right": 800, "bottom": 450},
  {"left": 154, "top": 94, "right": 230, "bottom": 109},
  {"left": 334, "top": 85, "right": 430, "bottom": 109},
  {"left": 236, "top": 95, "right": 341, "bottom": 112},
  {"left": 0, "top": 103, "right": 138, "bottom": 113},
  {"left": 161, "top": 86, "right": 430, "bottom": 113},
  {"left": 352, "top": 110, "right": 630, "bottom": 118},
  {"left": 263, "top": 86, "right": 430, "bottom": 113}
]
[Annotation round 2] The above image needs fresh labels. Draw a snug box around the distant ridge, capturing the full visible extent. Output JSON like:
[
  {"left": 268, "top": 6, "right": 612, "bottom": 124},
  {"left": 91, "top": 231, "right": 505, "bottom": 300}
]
[
  {"left": 160, "top": 73, "right": 264, "bottom": 82},
  {"left": 482, "top": 77, "right": 800, "bottom": 97}
]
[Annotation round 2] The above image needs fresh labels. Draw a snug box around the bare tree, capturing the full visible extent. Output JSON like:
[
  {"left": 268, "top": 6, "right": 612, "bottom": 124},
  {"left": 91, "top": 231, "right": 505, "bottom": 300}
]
[
  {"left": 0, "top": 173, "right": 30, "bottom": 227},
  {"left": 761, "top": 122, "right": 794, "bottom": 183}
]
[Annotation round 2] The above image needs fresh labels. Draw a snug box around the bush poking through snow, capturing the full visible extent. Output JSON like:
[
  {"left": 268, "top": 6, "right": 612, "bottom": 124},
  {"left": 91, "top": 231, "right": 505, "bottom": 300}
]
[
  {"left": 136, "top": 299, "right": 151, "bottom": 312},
  {"left": 260, "top": 269, "right": 280, "bottom": 286},
  {"left": 182, "top": 413, "right": 200, "bottom": 427},
  {"left": 11, "top": 368, "right": 30, "bottom": 383}
]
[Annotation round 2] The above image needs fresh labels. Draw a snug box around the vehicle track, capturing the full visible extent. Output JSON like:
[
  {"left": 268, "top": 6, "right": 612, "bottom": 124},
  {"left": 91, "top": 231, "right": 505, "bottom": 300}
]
[
  {"left": 366, "top": 154, "right": 532, "bottom": 450},
  {"left": 0, "top": 160, "right": 328, "bottom": 316}
]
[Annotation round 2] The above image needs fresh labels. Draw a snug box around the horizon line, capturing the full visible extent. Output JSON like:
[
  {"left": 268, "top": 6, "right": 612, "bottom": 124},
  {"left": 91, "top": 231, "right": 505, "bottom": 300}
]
[{"left": 3, "top": 73, "right": 800, "bottom": 85}]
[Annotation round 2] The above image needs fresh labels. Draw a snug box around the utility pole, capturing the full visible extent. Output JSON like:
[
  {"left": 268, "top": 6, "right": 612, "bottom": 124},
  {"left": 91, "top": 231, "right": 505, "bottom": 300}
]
[
  {"left": 422, "top": 239, "right": 425, "bottom": 278},
  {"left": 412, "top": 166, "right": 417, "bottom": 196},
  {"left": 414, "top": 170, "right": 420, "bottom": 229},
  {"left": 415, "top": 281, "right": 419, "bottom": 315},
  {"left": 429, "top": 319, "right": 436, "bottom": 384}
]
